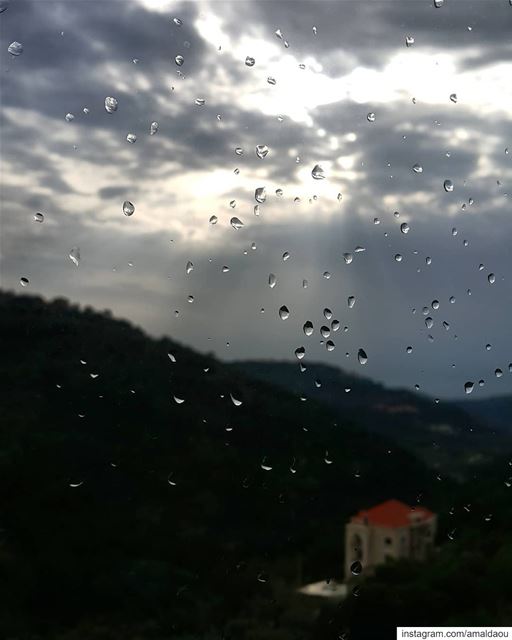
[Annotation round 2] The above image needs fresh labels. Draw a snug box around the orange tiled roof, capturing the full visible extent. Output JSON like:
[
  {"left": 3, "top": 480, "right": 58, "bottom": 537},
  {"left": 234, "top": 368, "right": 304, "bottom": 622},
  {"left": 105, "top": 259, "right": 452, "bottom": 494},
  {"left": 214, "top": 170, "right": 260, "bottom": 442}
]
[{"left": 351, "top": 499, "right": 434, "bottom": 528}]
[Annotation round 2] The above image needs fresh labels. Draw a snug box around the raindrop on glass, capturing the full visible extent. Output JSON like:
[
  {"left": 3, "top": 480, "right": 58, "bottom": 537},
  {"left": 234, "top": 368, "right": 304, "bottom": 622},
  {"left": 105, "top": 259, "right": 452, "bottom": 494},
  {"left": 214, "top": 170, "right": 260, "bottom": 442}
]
[
  {"left": 69, "top": 246, "right": 80, "bottom": 267},
  {"left": 279, "top": 305, "right": 290, "bottom": 320},
  {"left": 123, "top": 200, "right": 135, "bottom": 216},
  {"left": 303, "top": 321, "right": 314, "bottom": 336},
  {"left": 295, "top": 346, "right": 306, "bottom": 360},
  {"left": 311, "top": 164, "right": 326, "bottom": 180},
  {"left": 464, "top": 381, "right": 474, "bottom": 394},
  {"left": 126, "top": 133, "right": 137, "bottom": 144},
  {"left": 230, "top": 217, "right": 243, "bottom": 230},
  {"left": 444, "top": 179, "right": 454, "bottom": 192},
  {"left": 367, "top": 112, "right": 376, "bottom": 123},
  {"left": 150, "top": 121, "right": 159, "bottom": 135},
  {"left": 104, "top": 96, "right": 118, "bottom": 113},
  {"left": 8, "top": 41, "right": 23, "bottom": 56},
  {"left": 256, "top": 144, "right": 269, "bottom": 159},
  {"left": 245, "top": 56, "right": 255, "bottom": 67},
  {"left": 255, "top": 187, "right": 266, "bottom": 203},
  {"left": 357, "top": 349, "right": 368, "bottom": 365}
]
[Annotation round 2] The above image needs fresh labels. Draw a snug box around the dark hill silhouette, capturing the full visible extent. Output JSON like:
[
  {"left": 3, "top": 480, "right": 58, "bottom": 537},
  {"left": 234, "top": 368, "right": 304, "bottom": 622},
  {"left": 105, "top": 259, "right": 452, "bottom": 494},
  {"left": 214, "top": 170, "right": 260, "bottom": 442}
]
[
  {"left": 230, "top": 360, "right": 510, "bottom": 474},
  {"left": 0, "top": 290, "right": 440, "bottom": 638}
]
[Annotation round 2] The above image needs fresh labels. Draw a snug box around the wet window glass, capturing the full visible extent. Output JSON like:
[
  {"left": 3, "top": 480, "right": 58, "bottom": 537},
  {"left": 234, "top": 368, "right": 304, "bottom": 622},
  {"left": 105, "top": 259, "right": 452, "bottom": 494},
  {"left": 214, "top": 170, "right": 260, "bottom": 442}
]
[{"left": 2, "top": 1, "right": 512, "bottom": 638}]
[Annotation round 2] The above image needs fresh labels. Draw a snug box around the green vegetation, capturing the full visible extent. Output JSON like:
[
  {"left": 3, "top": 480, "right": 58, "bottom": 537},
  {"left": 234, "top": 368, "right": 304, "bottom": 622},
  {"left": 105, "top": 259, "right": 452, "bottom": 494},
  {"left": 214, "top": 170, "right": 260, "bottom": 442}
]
[{"left": 0, "top": 291, "right": 510, "bottom": 639}]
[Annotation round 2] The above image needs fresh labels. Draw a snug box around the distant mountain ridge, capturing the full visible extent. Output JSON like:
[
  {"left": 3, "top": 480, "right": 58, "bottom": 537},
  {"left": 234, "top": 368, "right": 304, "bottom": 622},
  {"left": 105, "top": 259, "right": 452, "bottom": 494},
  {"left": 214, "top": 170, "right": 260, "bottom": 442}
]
[{"left": 230, "top": 360, "right": 511, "bottom": 475}]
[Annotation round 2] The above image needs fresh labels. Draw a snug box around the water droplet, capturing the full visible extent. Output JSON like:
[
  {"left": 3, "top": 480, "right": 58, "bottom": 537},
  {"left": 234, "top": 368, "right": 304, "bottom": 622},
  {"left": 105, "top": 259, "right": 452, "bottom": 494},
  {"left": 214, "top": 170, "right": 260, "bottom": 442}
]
[
  {"left": 173, "top": 396, "right": 185, "bottom": 404},
  {"left": 367, "top": 112, "right": 375, "bottom": 123},
  {"left": 123, "top": 200, "right": 135, "bottom": 216},
  {"left": 256, "top": 144, "right": 269, "bottom": 159},
  {"left": 412, "top": 163, "right": 423, "bottom": 173},
  {"left": 488, "top": 273, "right": 496, "bottom": 284},
  {"left": 464, "top": 381, "right": 474, "bottom": 394},
  {"left": 343, "top": 253, "right": 353, "bottom": 264},
  {"left": 432, "top": 300, "right": 440, "bottom": 310},
  {"left": 230, "top": 393, "right": 243, "bottom": 406},
  {"left": 326, "top": 340, "right": 335, "bottom": 352},
  {"left": 303, "top": 321, "right": 314, "bottom": 336},
  {"left": 230, "top": 217, "right": 244, "bottom": 230},
  {"left": 302, "top": 279, "right": 308, "bottom": 288},
  {"left": 450, "top": 93, "right": 457, "bottom": 103},
  {"left": 267, "top": 76, "right": 276, "bottom": 85},
  {"left": 348, "top": 296, "right": 355, "bottom": 308},
  {"left": 8, "top": 41, "right": 23, "bottom": 56},
  {"left": 150, "top": 121, "right": 159, "bottom": 135},
  {"left": 34, "top": 212, "right": 44, "bottom": 223},
  {"left": 19, "top": 276, "right": 29, "bottom": 287},
  {"left": 126, "top": 133, "right": 137, "bottom": 144},
  {"left": 434, "top": 0, "right": 444, "bottom": 7},
  {"left": 350, "top": 560, "right": 362, "bottom": 576},
  {"left": 195, "top": 98, "right": 205, "bottom": 106},
  {"left": 279, "top": 305, "right": 290, "bottom": 320},
  {"left": 282, "top": 251, "right": 290, "bottom": 261},
  {"left": 260, "top": 457, "right": 272, "bottom": 471},
  {"left": 104, "top": 96, "right": 118, "bottom": 113},
  {"left": 276, "top": 188, "right": 283, "bottom": 198},
  {"left": 357, "top": 349, "right": 368, "bottom": 365},
  {"left": 312, "top": 26, "right": 317, "bottom": 35},
  {"left": 268, "top": 273, "right": 277, "bottom": 288},
  {"left": 311, "top": 164, "right": 326, "bottom": 180},
  {"left": 168, "top": 353, "right": 177, "bottom": 363},
  {"left": 187, "top": 295, "right": 194, "bottom": 304},
  {"left": 394, "top": 254, "right": 403, "bottom": 262},
  {"left": 425, "top": 317, "right": 434, "bottom": 329},
  {"left": 324, "top": 450, "right": 333, "bottom": 464},
  {"left": 400, "top": 222, "right": 410, "bottom": 234},
  {"left": 234, "top": 147, "right": 244, "bottom": 157},
  {"left": 69, "top": 481, "right": 84, "bottom": 488},
  {"left": 495, "top": 368, "right": 503, "bottom": 378},
  {"left": 405, "top": 35, "right": 415, "bottom": 47},
  {"left": 69, "top": 246, "right": 80, "bottom": 267},
  {"left": 175, "top": 54, "right": 184, "bottom": 66},
  {"left": 0, "top": 2, "right": 10, "bottom": 14},
  {"left": 65, "top": 112, "right": 75, "bottom": 123},
  {"left": 320, "top": 325, "right": 331, "bottom": 338},
  {"left": 255, "top": 187, "right": 266, "bottom": 203},
  {"left": 209, "top": 215, "right": 218, "bottom": 225},
  {"left": 443, "top": 179, "right": 454, "bottom": 192},
  {"left": 295, "top": 346, "right": 306, "bottom": 360},
  {"left": 245, "top": 56, "right": 255, "bottom": 67},
  {"left": 186, "top": 261, "right": 194, "bottom": 274}
]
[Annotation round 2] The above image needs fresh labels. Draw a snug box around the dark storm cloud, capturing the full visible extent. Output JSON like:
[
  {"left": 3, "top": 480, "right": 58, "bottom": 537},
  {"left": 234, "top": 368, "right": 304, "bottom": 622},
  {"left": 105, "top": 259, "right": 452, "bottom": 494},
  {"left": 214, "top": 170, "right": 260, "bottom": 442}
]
[
  {"left": 2, "top": 0, "right": 512, "bottom": 401},
  {"left": 216, "top": 0, "right": 512, "bottom": 72}
]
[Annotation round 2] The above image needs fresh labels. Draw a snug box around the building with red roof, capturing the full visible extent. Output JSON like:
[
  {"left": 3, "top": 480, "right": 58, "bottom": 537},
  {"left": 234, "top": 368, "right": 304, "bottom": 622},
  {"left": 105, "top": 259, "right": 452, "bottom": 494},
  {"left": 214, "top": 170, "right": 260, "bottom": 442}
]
[{"left": 344, "top": 499, "right": 437, "bottom": 580}]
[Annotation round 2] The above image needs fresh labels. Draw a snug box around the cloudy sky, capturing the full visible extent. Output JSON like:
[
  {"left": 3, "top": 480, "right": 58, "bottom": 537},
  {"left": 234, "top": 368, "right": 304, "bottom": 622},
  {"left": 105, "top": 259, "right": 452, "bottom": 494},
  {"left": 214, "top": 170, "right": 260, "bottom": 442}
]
[{"left": 1, "top": 0, "right": 512, "bottom": 399}]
